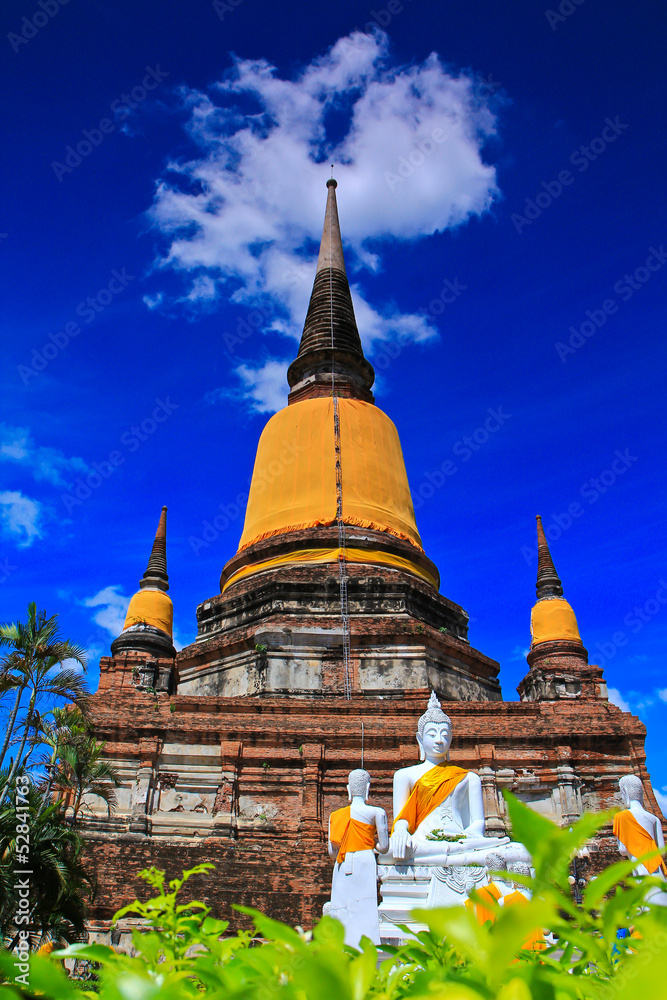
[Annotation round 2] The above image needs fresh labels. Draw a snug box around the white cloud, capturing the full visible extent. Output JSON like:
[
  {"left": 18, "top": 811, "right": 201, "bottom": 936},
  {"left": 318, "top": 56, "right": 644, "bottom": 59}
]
[
  {"left": 608, "top": 687, "right": 631, "bottom": 712},
  {"left": 235, "top": 359, "right": 290, "bottom": 413},
  {"left": 0, "top": 491, "right": 43, "bottom": 547},
  {"left": 146, "top": 31, "right": 500, "bottom": 407},
  {"left": 82, "top": 585, "right": 132, "bottom": 638},
  {"left": 0, "top": 423, "right": 88, "bottom": 488},
  {"left": 658, "top": 689, "right": 667, "bottom": 702},
  {"left": 143, "top": 292, "right": 164, "bottom": 310},
  {"left": 655, "top": 788, "right": 667, "bottom": 818},
  {"left": 82, "top": 585, "right": 187, "bottom": 648}
]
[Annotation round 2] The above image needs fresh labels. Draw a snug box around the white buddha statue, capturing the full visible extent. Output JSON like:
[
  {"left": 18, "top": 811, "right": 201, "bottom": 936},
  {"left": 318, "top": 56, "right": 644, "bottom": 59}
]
[
  {"left": 384, "top": 692, "right": 513, "bottom": 866},
  {"left": 328, "top": 768, "right": 389, "bottom": 947}
]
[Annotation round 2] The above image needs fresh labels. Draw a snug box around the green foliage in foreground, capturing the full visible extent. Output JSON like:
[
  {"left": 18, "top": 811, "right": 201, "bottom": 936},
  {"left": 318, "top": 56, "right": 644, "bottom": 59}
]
[{"left": 2, "top": 793, "right": 667, "bottom": 999}]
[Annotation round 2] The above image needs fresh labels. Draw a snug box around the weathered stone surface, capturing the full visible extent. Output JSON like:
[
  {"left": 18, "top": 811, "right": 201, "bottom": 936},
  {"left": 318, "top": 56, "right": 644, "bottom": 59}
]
[{"left": 83, "top": 677, "right": 663, "bottom": 933}]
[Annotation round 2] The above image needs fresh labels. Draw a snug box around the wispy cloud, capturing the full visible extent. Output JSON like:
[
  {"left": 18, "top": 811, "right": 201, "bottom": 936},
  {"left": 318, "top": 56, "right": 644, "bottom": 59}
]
[
  {"left": 145, "top": 31, "right": 500, "bottom": 408},
  {"left": 82, "top": 585, "right": 132, "bottom": 638},
  {"left": 81, "top": 583, "right": 186, "bottom": 650},
  {"left": 0, "top": 491, "right": 43, "bottom": 547},
  {"left": 655, "top": 787, "right": 667, "bottom": 818},
  {"left": 0, "top": 423, "right": 88, "bottom": 488},
  {"left": 608, "top": 687, "right": 631, "bottom": 712}
]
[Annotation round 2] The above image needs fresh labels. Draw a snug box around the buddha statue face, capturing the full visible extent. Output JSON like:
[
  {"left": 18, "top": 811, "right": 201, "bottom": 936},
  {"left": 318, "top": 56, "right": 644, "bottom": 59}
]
[{"left": 417, "top": 720, "right": 452, "bottom": 762}]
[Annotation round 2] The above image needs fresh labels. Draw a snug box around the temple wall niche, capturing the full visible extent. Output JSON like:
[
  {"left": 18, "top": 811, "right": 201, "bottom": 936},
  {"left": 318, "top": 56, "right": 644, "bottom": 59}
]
[{"left": 153, "top": 743, "right": 220, "bottom": 814}]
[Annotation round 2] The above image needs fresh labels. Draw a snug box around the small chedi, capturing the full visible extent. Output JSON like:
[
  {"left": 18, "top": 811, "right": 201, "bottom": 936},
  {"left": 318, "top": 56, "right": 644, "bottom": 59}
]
[
  {"left": 614, "top": 774, "right": 667, "bottom": 906},
  {"left": 376, "top": 692, "right": 530, "bottom": 942},
  {"left": 327, "top": 769, "right": 388, "bottom": 947}
]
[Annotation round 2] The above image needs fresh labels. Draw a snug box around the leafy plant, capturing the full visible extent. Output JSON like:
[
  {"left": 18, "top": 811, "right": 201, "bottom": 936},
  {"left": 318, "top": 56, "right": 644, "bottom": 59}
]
[
  {"left": 4, "top": 794, "right": 667, "bottom": 998},
  {"left": 0, "top": 780, "right": 93, "bottom": 950},
  {"left": 0, "top": 603, "right": 88, "bottom": 801},
  {"left": 425, "top": 829, "right": 464, "bottom": 842}
]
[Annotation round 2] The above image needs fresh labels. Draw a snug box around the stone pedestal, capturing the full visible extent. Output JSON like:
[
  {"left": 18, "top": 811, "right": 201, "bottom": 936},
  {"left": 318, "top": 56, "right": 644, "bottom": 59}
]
[{"left": 377, "top": 863, "right": 487, "bottom": 944}]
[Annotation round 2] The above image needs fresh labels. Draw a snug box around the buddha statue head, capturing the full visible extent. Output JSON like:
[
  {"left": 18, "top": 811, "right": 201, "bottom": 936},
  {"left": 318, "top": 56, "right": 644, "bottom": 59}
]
[
  {"left": 508, "top": 861, "right": 531, "bottom": 889},
  {"left": 347, "top": 768, "right": 371, "bottom": 801},
  {"left": 619, "top": 774, "right": 644, "bottom": 807},
  {"left": 417, "top": 691, "right": 452, "bottom": 762}
]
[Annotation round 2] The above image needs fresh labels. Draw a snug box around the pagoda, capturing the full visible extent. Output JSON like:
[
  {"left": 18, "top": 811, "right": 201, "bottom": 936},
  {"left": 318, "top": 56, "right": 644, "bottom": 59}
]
[{"left": 83, "top": 180, "right": 662, "bottom": 940}]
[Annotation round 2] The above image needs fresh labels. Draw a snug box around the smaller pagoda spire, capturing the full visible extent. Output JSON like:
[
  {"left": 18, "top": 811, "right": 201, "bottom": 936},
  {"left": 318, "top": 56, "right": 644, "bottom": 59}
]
[
  {"left": 110, "top": 505, "right": 175, "bottom": 661},
  {"left": 140, "top": 506, "right": 169, "bottom": 592},
  {"left": 535, "top": 514, "right": 563, "bottom": 600}
]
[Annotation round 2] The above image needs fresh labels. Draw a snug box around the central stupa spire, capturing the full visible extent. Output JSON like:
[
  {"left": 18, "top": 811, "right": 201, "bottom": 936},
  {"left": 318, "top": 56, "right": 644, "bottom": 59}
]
[{"left": 287, "top": 178, "right": 375, "bottom": 404}]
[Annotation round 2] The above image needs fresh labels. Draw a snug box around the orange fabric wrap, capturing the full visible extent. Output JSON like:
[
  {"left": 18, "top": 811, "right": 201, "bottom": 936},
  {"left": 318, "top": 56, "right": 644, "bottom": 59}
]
[
  {"left": 238, "top": 397, "right": 422, "bottom": 551},
  {"left": 530, "top": 598, "right": 581, "bottom": 645},
  {"left": 503, "top": 891, "right": 546, "bottom": 951},
  {"left": 329, "top": 806, "right": 377, "bottom": 863},
  {"left": 123, "top": 589, "right": 173, "bottom": 636},
  {"left": 466, "top": 881, "right": 501, "bottom": 925},
  {"left": 221, "top": 546, "right": 438, "bottom": 593},
  {"left": 391, "top": 765, "right": 468, "bottom": 834},
  {"left": 613, "top": 809, "right": 667, "bottom": 875}
]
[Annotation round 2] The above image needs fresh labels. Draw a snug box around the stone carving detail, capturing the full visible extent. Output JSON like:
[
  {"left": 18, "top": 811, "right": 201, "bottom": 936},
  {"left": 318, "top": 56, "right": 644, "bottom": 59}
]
[{"left": 426, "top": 865, "right": 487, "bottom": 907}]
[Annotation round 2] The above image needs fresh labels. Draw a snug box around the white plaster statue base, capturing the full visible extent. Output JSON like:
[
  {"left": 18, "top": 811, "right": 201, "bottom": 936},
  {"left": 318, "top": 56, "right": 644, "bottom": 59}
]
[
  {"left": 378, "top": 864, "right": 487, "bottom": 944},
  {"left": 330, "top": 849, "right": 381, "bottom": 947}
]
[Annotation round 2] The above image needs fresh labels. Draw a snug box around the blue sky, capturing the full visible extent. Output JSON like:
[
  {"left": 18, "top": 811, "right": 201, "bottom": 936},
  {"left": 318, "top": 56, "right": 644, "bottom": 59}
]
[{"left": 2, "top": 1, "right": 666, "bottom": 807}]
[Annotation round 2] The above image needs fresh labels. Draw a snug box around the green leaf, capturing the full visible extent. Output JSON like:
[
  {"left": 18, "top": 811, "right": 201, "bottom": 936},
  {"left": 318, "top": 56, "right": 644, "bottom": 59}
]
[
  {"left": 583, "top": 856, "right": 645, "bottom": 907},
  {"left": 53, "top": 942, "right": 118, "bottom": 964},
  {"left": 233, "top": 905, "right": 306, "bottom": 947}
]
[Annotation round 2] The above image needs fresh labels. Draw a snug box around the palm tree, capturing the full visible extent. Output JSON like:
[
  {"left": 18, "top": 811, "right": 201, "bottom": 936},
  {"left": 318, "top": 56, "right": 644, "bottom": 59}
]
[
  {"left": 56, "top": 733, "right": 120, "bottom": 823},
  {"left": 33, "top": 705, "right": 87, "bottom": 822},
  {"left": 0, "top": 603, "right": 88, "bottom": 803},
  {"left": 0, "top": 779, "right": 93, "bottom": 947}
]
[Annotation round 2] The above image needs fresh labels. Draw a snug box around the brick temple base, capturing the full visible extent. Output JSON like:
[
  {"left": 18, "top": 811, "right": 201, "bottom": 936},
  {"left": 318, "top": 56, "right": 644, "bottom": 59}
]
[{"left": 82, "top": 683, "right": 661, "bottom": 933}]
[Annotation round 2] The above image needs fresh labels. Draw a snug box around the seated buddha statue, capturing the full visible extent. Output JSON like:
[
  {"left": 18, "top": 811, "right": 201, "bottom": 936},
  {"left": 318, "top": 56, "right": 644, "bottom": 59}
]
[{"left": 384, "top": 692, "right": 514, "bottom": 866}]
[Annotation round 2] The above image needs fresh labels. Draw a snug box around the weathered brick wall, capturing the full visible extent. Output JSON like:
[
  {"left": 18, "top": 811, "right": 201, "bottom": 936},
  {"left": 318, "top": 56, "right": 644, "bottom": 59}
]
[{"left": 82, "top": 684, "right": 663, "bottom": 931}]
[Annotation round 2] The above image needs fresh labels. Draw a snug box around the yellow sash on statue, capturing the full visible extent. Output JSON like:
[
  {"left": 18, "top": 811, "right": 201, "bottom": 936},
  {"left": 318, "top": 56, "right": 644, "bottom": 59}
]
[
  {"left": 613, "top": 809, "right": 667, "bottom": 875},
  {"left": 466, "top": 881, "right": 501, "bottom": 925},
  {"left": 391, "top": 764, "right": 468, "bottom": 834},
  {"left": 329, "top": 806, "right": 377, "bottom": 863},
  {"left": 502, "top": 891, "right": 546, "bottom": 952}
]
